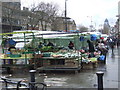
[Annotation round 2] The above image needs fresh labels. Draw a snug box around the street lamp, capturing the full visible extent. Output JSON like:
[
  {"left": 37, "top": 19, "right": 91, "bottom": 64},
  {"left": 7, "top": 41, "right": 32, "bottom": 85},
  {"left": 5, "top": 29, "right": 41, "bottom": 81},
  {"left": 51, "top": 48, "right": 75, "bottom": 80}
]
[
  {"left": 99, "top": 24, "right": 103, "bottom": 33},
  {"left": 65, "top": 0, "right": 67, "bottom": 32},
  {"left": 87, "top": 16, "right": 93, "bottom": 31}
]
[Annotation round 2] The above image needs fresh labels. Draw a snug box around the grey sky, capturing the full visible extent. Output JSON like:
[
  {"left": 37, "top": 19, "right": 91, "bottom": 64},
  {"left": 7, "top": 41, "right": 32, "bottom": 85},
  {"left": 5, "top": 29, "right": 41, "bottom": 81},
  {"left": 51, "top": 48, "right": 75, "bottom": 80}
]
[{"left": 21, "top": 0, "right": 120, "bottom": 28}]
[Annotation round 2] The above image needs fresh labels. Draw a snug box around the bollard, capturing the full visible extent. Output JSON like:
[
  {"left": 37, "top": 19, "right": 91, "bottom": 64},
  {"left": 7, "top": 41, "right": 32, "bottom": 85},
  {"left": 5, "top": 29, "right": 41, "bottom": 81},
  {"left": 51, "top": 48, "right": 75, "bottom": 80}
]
[
  {"left": 96, "top": 71, "right": 104, "bottom": 90},
  {"left": 6, "top": 67, "right": 11, "bottom": 74},
  {"left": 29, "top": 70, "right": 36, "bottom": 90},
  {"left": 16, "top": 81, "right": 22, "bottom": 90}
]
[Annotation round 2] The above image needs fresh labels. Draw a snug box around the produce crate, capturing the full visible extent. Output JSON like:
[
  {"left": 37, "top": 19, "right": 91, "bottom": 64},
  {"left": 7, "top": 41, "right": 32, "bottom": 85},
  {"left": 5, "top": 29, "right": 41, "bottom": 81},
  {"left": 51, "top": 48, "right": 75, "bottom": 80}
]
[
  {"left": 21, "top": 54, "right": 33, "bottom": 58},
  {"left": 22, "top": 52, "right": 34, "bottom": 54},
  {"left": 9, "top": 54, "right": 21, "bottom": 58},
  {"left": 42, "top": 53, "right": 51, "bottom": 57},
  {"left": 0, "top": 54, "right": 8, "bottom": 58},
  {"left": 34, "top": 54, "right": 43, "bottom": 58},
  {"left": 82, "top": 62, "right": 98, "bottom": 69}
]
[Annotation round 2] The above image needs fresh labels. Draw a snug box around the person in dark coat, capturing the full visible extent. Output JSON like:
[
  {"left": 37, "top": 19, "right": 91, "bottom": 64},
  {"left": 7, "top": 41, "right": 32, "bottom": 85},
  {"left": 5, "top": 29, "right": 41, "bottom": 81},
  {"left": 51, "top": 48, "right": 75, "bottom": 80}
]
[
  {"left": 47, "top": 41, "right": 54, "bottom": 47},
  {"left": 68, "top": 41, "right": 74, "bottom": 49},
  {"left": 87, "top": 40, "right": 95, "bottom": 57},
  {"left": 110, "top": 41, "right": 115, "bottom": 53},
  {"left": 38, "top": 42, "right": 43, "bottom": 49},
  {"left": 87, "top": 40, "right": 95, "bottom": 52}
]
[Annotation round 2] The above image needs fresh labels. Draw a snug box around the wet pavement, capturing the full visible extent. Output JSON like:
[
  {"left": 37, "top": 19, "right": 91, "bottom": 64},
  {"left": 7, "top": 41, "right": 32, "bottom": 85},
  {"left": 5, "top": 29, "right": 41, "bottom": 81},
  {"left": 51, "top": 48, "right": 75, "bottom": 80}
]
[{"left": 1, "top": 46, "right": 120, "bottom": 89}]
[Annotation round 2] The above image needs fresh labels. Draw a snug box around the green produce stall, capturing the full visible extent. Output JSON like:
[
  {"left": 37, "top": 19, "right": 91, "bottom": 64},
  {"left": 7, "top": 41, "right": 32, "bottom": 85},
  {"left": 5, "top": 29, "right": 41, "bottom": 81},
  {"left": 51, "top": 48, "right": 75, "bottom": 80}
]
[
  {"left": 35, "top": 34, "right": 82, "bottom": 72},
  {"left": 43, "top": 35, "right": 82, "bottom": 50},
  {"left": 0, "top": 31, "right": 42, "bottom": 73}
]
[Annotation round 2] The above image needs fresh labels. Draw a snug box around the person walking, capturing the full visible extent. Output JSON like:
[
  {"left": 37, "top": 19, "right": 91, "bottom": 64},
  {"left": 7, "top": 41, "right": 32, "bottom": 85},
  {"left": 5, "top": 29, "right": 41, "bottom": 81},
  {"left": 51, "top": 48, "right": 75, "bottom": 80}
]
[
  {"left": 110, "top": 41, "right": 115, "bottom": 54},
  {"left": 117, "top": 38, "right": 120, "bottom": 48}
]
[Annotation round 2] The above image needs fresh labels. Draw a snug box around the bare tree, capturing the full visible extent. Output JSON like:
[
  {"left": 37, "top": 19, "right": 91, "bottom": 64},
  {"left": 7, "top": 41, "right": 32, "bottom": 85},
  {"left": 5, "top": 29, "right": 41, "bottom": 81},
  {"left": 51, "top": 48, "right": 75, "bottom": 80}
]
[
  {"left": 21, "top": 3, "right": 41, "bottom": 30},
  {"left": 29, "top": 2, "right": 60, "bottom": 31}
]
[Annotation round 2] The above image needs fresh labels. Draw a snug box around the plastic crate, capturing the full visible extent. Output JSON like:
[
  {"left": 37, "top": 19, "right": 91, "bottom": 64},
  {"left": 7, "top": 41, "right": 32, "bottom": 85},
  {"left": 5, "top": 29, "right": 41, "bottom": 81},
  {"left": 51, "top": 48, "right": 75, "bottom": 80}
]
[
  {"left": 22, "top": 52, "right": 34, "bottom": 54},
  {"left": 9, "top": 54, "right": 21, "bottom": 58},
  {"left": 43, "top": 53, "right": 51, "bottom": 57}
]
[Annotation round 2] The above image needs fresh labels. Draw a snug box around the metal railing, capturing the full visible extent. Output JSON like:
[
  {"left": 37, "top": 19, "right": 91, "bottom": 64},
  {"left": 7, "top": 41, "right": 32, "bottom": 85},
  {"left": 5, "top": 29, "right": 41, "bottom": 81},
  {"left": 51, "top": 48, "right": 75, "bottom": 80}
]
[
  {"left": 1, "top": 77, "right": 29, "bottom": 90},
  {"left": 1, "top": 77, "right": 47, "bottom": 90},
  {"left": 1, "top": 70, "right": 47, "bottom": 90}
]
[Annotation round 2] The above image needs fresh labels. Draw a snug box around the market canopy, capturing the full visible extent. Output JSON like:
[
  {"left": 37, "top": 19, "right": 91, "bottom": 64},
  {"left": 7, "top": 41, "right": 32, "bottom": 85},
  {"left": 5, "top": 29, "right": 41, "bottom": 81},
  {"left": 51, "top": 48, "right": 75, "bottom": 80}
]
[{"left": 0, "top": 31, "right": 34, "bottom": 36}]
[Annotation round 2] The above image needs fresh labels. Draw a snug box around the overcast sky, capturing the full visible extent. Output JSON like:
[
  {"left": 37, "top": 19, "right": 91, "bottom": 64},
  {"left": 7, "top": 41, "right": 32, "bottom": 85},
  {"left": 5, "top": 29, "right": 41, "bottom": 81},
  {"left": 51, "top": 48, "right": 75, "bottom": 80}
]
[{"left": 21, "top": 0, "right": 120, "bottom": 29}]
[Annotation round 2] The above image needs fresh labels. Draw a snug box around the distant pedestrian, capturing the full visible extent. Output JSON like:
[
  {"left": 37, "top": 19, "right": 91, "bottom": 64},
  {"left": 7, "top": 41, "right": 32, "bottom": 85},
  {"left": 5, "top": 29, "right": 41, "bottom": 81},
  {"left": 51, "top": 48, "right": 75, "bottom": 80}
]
[
  {"left": 110, "top": 41, "right": 115, "bottom": 53},
  {"left": 117, "top": 38, "right": 120, "bottom": 48}
]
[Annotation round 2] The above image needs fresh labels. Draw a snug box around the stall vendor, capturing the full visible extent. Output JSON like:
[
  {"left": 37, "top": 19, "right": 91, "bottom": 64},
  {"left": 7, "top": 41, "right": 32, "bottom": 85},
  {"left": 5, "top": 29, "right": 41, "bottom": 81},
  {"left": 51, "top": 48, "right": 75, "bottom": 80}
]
[
  {"left": 8, "top": 38, "right": 16, "bottom": 46},
  {"left": 87, "top": 40, "right": 95, "bottom": 57},
  {"left": 47, "top": 41, "right": 54, "bottom": 47},
  {"left": 38, "top": 42, "right": 43, "bottom": 48},
  {"left": 68, "top": 41, "right": 74, "bottom": 49},
  {"left": 1, "top": 38, "right": 8, "bottom": 47},
  {"left": 8, "top": 46, "right": 16, "bottom": 54}
]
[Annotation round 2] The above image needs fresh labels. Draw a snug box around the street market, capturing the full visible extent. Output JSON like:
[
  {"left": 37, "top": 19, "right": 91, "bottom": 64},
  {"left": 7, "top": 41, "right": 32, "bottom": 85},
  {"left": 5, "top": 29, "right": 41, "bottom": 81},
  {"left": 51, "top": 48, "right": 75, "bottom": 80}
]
[
  {"left": 0, "top": 30, "right": 109, "bottom": 74},
  {"left": 1, "top": 1, "right": 120, "bottom": 90}
]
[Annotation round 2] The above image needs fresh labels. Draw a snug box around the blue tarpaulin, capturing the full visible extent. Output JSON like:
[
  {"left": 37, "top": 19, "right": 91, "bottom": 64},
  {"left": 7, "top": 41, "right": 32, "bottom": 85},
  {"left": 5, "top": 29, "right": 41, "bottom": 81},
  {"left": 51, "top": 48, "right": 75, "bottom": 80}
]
[{"left": 90, "top": 34, "right": 97, "bottom": 41}]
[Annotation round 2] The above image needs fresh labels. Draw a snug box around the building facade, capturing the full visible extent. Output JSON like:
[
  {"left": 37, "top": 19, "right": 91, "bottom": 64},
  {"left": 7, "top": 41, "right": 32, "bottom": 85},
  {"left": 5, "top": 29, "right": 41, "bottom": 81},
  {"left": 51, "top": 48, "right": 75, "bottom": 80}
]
[
  {"left": 1, "top": 1, "right": 76, "bottom": 33},
  {"left": 117, "top": 1, "right": 120, "bottom": 36},
  {"left": 51, "top": 17, "right": 76, "bottom": 32},
  {"left": 103, "top": 19, "right": 111, "bottom": 34},
  {"left": 2, "top": 1, "right": 22, "bottom": 33}
]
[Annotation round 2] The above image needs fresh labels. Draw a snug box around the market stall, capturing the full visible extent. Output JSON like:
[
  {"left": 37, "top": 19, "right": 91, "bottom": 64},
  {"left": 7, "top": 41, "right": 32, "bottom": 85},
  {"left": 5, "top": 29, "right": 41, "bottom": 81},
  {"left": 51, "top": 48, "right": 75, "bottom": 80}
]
[
  {"left": 35, "top": 32, "right": 102, "bottom": 72},
  {"left": 36, "top": 50, "right": 81, "bottom": 72},
  {"left": 34, "top": 33, "right": 82, "bottom": 72},
  {"left": 0, "top": 31, "right": 42, "bottom": 73},
  {"left": 79, "top": 33, "right": 101, "bottom": 69}
]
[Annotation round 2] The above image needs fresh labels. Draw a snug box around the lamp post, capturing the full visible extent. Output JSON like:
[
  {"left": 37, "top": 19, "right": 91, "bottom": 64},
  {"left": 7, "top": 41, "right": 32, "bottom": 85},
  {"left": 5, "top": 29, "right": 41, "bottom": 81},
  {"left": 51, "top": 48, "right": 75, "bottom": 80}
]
[
  {"left": 99, "top": 24, "right": 103, "bottom": 33},
  {"left": 87, "top": 16, "right": 93, "bottom": 31},
  {"left": 65, "top": 0, "right": 68, "bottom": 32}
]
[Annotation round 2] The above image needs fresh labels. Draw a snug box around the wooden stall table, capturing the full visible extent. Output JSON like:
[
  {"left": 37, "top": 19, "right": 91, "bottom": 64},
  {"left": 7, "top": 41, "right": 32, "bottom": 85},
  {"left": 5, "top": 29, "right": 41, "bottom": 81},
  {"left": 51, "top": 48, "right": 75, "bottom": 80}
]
[
  {"left": 82, "top": 57, "right": 98, "bottom": 69},
  {"left": 36, "top": 56, "right": 81, "bottom": 73}
]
